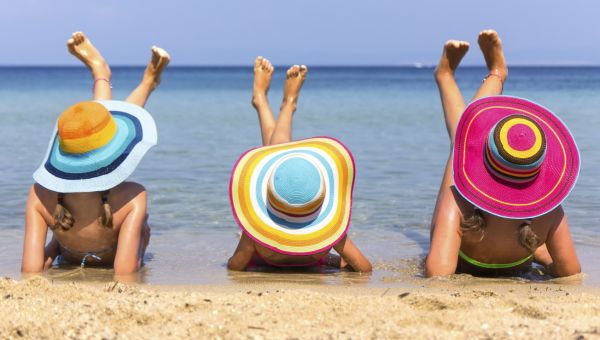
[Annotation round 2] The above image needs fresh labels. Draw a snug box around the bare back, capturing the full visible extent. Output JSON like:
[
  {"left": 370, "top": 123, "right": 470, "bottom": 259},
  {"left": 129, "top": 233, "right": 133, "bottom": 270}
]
[
  {"left": 27, "top": 182, "right": 145, "bottom": 265},
  {"left": 455, "top": 191, "right": 557, "bottom": 266}
]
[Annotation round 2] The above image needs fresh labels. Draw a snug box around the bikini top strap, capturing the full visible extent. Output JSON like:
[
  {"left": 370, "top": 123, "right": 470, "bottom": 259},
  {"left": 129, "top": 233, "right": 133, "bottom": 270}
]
[{"left": 101, "top": 190, "right": 110, "bottom": 204}]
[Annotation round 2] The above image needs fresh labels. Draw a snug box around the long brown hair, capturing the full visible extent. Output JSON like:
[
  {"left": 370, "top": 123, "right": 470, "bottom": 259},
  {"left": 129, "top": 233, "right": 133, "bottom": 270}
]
[
  {"left": 460, "top": 209, "right": 540, "bottom": 253},
  {"left": 51, "top": 191, "right": 113, "bottom": 230}
]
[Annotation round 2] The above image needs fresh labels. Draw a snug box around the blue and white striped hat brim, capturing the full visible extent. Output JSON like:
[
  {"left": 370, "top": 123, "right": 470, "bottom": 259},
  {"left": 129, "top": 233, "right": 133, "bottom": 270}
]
[{"left": 33, "top": 100, "right": 157, "bottom": 193}]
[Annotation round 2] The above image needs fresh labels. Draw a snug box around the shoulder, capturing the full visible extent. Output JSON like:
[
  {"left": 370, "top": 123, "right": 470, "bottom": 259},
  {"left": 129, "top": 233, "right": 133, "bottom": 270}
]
[
  {"left": 27, "top": 184, "right": 57, "bottom": 215},
  {"left": 112, "top": 181, "right": 146, "bottom": 195},
  {"left": 535, "top": 205, "right": 565, "bottom": 229},
  {"left": 108, "top": 182, "right": 147, "bottom": 212},
  {"left": 450, "top": 186, "right": 473, "bottom": 219}
]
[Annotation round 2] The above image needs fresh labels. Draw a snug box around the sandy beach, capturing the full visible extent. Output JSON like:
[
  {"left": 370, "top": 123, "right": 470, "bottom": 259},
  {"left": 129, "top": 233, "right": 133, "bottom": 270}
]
[{"left": 1, "top": 276, "right": 599, "bottom": 339}]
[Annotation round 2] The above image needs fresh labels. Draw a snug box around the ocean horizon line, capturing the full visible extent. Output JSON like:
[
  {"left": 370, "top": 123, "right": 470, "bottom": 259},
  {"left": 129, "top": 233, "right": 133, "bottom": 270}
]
[{"left": 1, "top": 64, "right": 600, "bottom": 69}]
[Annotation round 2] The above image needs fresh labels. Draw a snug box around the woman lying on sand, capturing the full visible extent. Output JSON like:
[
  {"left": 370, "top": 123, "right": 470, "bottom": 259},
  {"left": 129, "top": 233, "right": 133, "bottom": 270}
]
[
  {"left": 21, "top": 32, "right": 170, "bottom": 275},
  {"left": 426, "top": 30, "right": 581, "bottom": 277},
  {"left": 227, "top": 57, "right": 372, "bottom": 272}
]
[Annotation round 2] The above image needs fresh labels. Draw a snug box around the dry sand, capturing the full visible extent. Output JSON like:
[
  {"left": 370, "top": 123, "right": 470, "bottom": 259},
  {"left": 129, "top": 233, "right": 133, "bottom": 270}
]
[{"left": 1, "top": 276, "right": 599, "bottom": 339}]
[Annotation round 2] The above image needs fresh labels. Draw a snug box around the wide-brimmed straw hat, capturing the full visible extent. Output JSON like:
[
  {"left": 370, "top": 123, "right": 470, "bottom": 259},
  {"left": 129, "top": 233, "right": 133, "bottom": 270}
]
[
  {"left": 33, "top": 100, "right": 157, "bottom": 193},
  {"left": 453, "top": 96, "right": 580, "bottom": 219},
  {"left": 229, "top": 137, "right": 355, "bottom": 255}
]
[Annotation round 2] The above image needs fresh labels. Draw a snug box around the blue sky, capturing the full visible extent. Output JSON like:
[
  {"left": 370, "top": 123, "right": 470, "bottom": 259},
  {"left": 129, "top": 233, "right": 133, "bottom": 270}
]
[{"left": 1, "top": 1, "right": 599, "bottom": 66}]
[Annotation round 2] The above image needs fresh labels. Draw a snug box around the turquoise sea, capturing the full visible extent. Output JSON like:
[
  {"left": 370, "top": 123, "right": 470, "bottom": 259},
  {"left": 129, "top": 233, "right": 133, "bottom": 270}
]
[{"left": 0, "top": 66, "right": 598, "bottom": 285}]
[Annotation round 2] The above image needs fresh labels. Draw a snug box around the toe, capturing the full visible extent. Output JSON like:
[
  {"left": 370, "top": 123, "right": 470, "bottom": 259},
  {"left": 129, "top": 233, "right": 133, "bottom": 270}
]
[
  {"left": 299, "top": 65, "right": 308, "bottom": 76},
  {"left": 76, "top": 32, "right": 85, "bottom": 43}
]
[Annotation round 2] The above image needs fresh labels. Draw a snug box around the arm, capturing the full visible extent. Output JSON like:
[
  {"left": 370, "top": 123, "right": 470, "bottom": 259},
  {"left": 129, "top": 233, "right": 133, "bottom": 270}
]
[
  {"left": 22, "top": 185, "right": 54, "bottom": 273},
  {"left": 533, "top": 243, "right": 552, "bottom": 266},
  {"left": 227, "top": 232, "right": 256, "bottom": 271},
  {"left": 426, "top": 205, "right": 462, "bottom": 277},
  {"left": 333, "top": 235, "right": 372, "bottom": 273},
  {"left": 113, "top": 190, "right": 147, "bottom": 275},
  {"left": 543, "top": 207, "right": 581, "bottom": 277},
  {"left": 425, "top": 205, "right": 462, "bottom": 277},
  {"left": 425, "top": 155, "right": 463, "bottom": 277}
]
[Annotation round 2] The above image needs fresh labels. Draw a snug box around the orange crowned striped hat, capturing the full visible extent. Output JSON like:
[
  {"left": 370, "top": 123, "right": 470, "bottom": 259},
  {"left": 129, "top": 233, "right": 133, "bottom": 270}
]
[
  {"left": 33, "top": 100, "right": 157, "bottom": 193},
  {"left": 229, "top": 137, "right": 355, "bottom": 255}
]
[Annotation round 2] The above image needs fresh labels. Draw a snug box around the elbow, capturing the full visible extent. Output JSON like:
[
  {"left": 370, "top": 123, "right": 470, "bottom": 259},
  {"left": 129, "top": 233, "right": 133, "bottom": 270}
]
[
  {"left": 21, "top": 264, "right": 43, "bottom": 274},
  {"left": 348, "top": 262, "right": 372, "bottom": 273},
  {"left": 113, "top": 263, "right": 139, "bottom": 276},
  {"left": 550, "top": 263, "right": 581, "bottom": 278},
  {"left": 424, "top": 257, "right": 456, "bottom": 278},
  {"left": 21, "top": 258, "right": 44, "bottom": 274},
  {"left": 358, "top": 261, "right": 373, "bottom": 273},
  {"left": 227, "top": 258, "right": 246, "bottom": 271}
]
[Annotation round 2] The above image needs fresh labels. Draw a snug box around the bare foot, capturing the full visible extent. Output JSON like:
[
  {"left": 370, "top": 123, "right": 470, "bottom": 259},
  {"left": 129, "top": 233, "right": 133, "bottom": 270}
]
[
  {"left": 478, "top": 29, "right": 508, "bottom": 81},
  {"left": 252, "top": 56, "right": 274, "bottom": 109},
  {"left": 142, "top": 46, "right": 171, "bottom": 90},
  {"left": 434, "top": 40, "right": 469, "bottom": 80},
  {"left": 282, "top": 65, "right": 307, "bottom": 110},
  {"left": 67, "top": 32, "right": 111, "bottom": 79}
]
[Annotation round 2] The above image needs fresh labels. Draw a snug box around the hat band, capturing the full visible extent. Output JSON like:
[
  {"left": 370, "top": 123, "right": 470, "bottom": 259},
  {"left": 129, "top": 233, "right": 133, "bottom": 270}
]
[
  {"left": 267, "top": 187, "right": 325, "bottom": 216},
  {"left": 484, "top": 144, "right": 540, "bottom": 184}
]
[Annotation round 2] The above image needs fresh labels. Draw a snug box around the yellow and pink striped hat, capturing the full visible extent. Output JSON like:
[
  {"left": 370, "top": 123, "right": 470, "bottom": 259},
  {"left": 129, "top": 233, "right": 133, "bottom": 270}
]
[{"left": 229, "top": 137, "right": 355, "bottom": 255}]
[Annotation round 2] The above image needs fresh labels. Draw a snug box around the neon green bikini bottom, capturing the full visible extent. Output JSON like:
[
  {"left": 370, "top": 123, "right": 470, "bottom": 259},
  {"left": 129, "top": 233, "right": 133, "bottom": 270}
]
[{"left": 458, "top": 250, "right": 532, "bottom": 269}]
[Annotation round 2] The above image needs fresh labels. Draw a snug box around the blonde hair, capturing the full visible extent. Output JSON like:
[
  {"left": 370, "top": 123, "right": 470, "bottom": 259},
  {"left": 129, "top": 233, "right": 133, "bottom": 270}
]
[{"left": 51, "top": 191, "right": 112, "bottom": 230}]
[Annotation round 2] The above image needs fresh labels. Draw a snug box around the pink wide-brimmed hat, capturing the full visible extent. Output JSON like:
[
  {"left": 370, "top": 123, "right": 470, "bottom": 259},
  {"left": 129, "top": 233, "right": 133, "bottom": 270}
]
[{"left": 453, "top": 96, "right": 580, "bottom": 219}]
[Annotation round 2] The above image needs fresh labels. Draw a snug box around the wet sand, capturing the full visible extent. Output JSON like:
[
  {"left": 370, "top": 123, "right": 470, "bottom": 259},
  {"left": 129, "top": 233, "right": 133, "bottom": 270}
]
[{"left": 1, "top": 276, "right": 599, "bottom": 339}]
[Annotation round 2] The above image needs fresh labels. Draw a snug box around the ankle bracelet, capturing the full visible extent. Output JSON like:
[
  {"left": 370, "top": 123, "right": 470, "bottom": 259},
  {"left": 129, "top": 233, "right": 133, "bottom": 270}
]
[
  {"left": 94, "top": 78, "right": 113, "bottom": 89},
  {"left": 483, "top": 69, "right": 506, "bottom": 83},
  {"left": 483, "top": 69, "right": 506, "bottom": 91}
]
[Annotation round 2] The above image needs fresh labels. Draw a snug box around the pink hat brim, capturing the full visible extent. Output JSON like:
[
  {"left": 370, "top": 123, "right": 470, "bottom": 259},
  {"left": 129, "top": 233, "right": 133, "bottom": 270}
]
[{"left": 453, "top": 96, "right": 580, "bottom": 219}]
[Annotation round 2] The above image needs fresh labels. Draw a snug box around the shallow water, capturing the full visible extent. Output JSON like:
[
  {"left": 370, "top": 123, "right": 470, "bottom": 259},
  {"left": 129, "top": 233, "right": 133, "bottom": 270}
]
[{"left": 0, "top": 66, "right": 598, "bottom": 286}]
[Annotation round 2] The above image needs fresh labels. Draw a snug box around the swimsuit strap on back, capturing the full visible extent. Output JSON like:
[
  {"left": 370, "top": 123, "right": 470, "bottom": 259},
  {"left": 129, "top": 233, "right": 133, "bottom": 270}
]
[{"left": 458, "top": 250, "right": 532, "bottom": 269}]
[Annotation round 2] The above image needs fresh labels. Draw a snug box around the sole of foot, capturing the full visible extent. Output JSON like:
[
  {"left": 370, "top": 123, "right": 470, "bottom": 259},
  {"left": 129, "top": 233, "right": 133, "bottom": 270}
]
[
  {"left": 67, "top": 31, "right": 110, "bottom": 79},
  {"left": 252, "top": 56, "right": 274, "bottom": 109},
  {"left": 282, "top": 65, "right": 307, "bottom": 109},
  {"left": 434, "top": 40, "right": 470, "bottom": 80},
  {"left": 478, "top": 29, "right": 508, "bottom": 81}
]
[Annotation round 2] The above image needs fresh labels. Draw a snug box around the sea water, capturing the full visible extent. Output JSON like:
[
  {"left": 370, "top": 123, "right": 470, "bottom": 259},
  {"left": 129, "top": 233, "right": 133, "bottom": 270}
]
[{"left": 0, "top": 66, "right": 598, "bottom": 285}]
